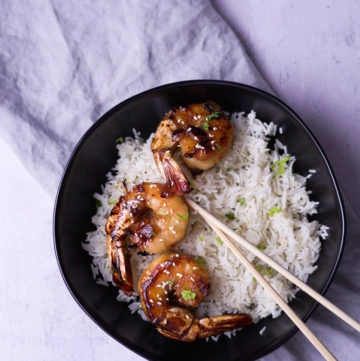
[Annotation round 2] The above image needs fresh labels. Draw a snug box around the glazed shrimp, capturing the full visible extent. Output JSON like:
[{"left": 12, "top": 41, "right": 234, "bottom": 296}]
[
  {"left": 138, "top": 253, "right": 252, "bottom": 342},
  {"left": 151, "top": 101, "right": 233, "bottom": 195},
  {"left": 105, "top": 182, "right": 189, "bottom": 294}
]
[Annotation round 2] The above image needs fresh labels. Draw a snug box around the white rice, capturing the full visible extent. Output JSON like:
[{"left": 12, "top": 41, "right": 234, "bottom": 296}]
[{"left": 82, "top": 110, "right": 328, "bottom": 336}]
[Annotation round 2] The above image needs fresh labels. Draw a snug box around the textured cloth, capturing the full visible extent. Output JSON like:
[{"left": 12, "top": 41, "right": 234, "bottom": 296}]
[{"left": 0, "top": 0, "right": 267, "bottom": 195}]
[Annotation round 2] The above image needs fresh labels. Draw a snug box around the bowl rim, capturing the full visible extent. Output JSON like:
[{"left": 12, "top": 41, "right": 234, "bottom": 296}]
[{"left": 53, "top": 79, "right": 346, "bottom": 361}]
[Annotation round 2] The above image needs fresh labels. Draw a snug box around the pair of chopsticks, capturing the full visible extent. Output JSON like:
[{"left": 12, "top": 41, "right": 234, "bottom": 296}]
[{"left": 185, "top": 198, "right": 359, "bottom": 361}]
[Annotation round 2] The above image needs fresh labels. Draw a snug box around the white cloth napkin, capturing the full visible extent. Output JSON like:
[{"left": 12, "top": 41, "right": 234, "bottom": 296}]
[{"left": 0, "top": 0, "right": 268, "bottom": 196}]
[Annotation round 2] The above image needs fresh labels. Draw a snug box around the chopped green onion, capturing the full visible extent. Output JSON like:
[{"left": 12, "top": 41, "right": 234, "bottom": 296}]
[
  {"left": 202, "top": 120, "right": 210, "bottom": 131},
  {"left": 195, "top": 257, "right": 206, "bottom": 265},
  {"left": 182, "top": 289, "right": 197, "bottom": 301},
  {"left": 238, "top": 197, "right": 246, "bottom": 206},
  {"left": 246, "top": 303, "right": 256, "bottom": 310},
  {"left": 202, "top": 112, "right": 222, "bottom": 135},
  {"left": 226, "top": 167, "right": 232, "bottom": 171},
  {"left": 269, "top": 207, "right": 282, "bottom": 217},
  {"left": 115, "top": 136, "right": 124, "bottom": 143},
  {"left": 199, "top": 236, "right": 205, "bottom": 242},
  {"left": 264, "top": 267, "right": 273, "bottom": 276},
  {"left": 225, "top": 212, "right": 235, "bottom": 221},
  {"left": 176, "top": 212, "right": 189, "bottom": 220},
  {"left": 257, "top": 242, "right": 267, "bottom": 251},
  {"left": 215, "top": 236, "right": 223, "bottom": 245},
  {"left": 215, "top": 143, "right": 222, "bottom": 152},
  {"left": 205, "top": 111, "right": 222, "bottom": 121},
  {"left": 108, "top": 199, "right": 117, "bottom": 206},
  {"left": 95, "top": 199, "right": 102, "bottom": 209},
  {"left": 271, "top": 155, "right": 291, "bottom": 176},
  {"left": 166, "top": 280, "right": 174, "bottom": 286}
]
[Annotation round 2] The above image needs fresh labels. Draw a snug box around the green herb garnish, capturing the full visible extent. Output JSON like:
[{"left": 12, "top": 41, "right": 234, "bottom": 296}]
[
  {"left": 271, "top": 155, "right": 291, "bottom": 176},
  {"left": 182, "top": 289, "right": 197, "bottom": 301},
  {"left": 95, "top": 199, "right": 102, "bottom": 209},
  {"left": 238, "top": 197, "right": 246, "bottom": 206},
  {"left": 108, "top": 199, "right": 117, "bottom": 206},
  {"left": 195, "top": 257, "right": 206, "bottom": 265},
  {"left": 202, "top": 120, "right": 210, "bottom": 131},
  {"left": 269, "top": 207, "right": 282, "bottom": 217},
  {"left": 205, "top": 111, "right": 222, "bottom": 121},
  {"left": 115, "top": 136, "right": 124, "bottom": 143},
  {"left": 246, "top": 303, "right": 256, "bottom": 311},
  {"left": 225, "top": 212, "right": 235, "bottom": 221},
  {"left": 215, "top": 236, "right": 224, "bottom": 245},
  {"left": 199, "top": 236, "right": 205, "bottom": 242},
  {"left": 257, "top": 242, "right": 267, "bottom": 251},
  {"left": 215, "top": 143, "right": 222, "bottom": 152},
  {"left": 202, "top": 111, "right": 222, "bottom": 130},
  {"left": 176, "top": 212, "right": 189, "bottom": 220}
]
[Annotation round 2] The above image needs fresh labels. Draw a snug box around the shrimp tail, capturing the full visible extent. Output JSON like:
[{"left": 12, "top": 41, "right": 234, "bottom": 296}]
[
  {"left": 156, "top": 307, "right": 252, "bottom": 342},
  {"left": 154, "top": 150, "right": 192, "bottom": 195},
  {"left": 194, "top": 314, "right": 253, "bottom": 340},
  {"left": 110, "top": 235, "right": 134, "bottom": 295}
]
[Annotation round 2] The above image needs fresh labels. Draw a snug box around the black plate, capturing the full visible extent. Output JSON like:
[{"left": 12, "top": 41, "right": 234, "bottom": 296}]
[{"left": 53, "top": 80, "right": 345, "bottom": 361}]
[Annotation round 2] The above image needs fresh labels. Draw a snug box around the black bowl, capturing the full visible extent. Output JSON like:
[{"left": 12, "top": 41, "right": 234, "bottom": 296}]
[{"left": 54, "top": 80, "right": 345, "bottom": 361}]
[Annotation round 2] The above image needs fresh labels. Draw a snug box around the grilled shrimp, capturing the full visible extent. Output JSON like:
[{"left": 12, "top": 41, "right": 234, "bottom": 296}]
[
  {"left": 151, "top": 101, "right": 233, "bottom": 195},
  {"left": 105, "top": 182, "right": 189, "bottom": 294},
  {"left": 138, "top": 253, "right": 252, "bottom": 342}
]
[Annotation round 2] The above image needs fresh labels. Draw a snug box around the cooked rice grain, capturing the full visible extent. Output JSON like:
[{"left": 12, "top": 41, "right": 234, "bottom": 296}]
[{"left": 82, "top": 111, "right": 327, "bottom": 328}]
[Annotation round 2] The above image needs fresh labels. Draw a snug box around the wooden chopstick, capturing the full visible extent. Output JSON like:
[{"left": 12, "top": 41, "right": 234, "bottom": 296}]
[
  {"left": 185, "top": 198, "right": 360, "bottom": 334},
  {"left": 206, "top": 218, "right": 337, "bottom": 361}
]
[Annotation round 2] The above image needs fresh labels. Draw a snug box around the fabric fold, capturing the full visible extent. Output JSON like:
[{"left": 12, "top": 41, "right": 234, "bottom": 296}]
[{"left": 0, "top": 0, "right": 268, "bottom": 196}]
